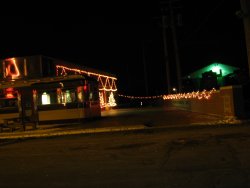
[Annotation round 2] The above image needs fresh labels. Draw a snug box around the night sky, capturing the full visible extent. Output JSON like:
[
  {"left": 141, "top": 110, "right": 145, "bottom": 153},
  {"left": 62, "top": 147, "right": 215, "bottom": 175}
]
[{"left": 0, "top": 0, "right": 247, "bottom": 96}]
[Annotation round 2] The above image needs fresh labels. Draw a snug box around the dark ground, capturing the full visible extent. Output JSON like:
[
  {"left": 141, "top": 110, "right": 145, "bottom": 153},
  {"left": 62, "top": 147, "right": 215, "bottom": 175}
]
[{"left": 0, "top": 107, "right": 250, "bottom": 187}]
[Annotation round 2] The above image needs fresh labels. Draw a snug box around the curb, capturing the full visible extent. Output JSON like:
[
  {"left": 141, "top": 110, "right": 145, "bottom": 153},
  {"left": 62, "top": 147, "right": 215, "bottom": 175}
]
[
  {"left": 0, "top": 125, "right": 146, "bottom": 140},
  {"left": 1, "top": 119, "right": 250, "bottom": 140}
]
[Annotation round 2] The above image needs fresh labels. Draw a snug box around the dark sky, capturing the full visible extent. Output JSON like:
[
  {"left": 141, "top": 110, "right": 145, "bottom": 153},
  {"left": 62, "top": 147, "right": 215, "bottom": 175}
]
[{"left": 0, "top": 0, "right": 247, "bottom": 96}]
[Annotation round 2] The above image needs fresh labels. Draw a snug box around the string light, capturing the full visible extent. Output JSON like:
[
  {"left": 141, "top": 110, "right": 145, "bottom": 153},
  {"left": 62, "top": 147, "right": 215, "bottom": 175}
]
[
  {"left": 118, "top": 94, "right": 163, "bottom": 99},
  {"left": 163, "top": 88, "right": 217, "bottom": 100},
  {"left": 118, "top": 88, "right": 217, "bottom": 100},
  {"left": 56, "top": 65, "right": 117, "bottom": 92},
  {"left": 56, "top": 65, "right": 118, "bottom": 108},
  {"left": 108, "top": 92, "right": 117, "bottom": 107},
  {"left": 99, "top": 92, "right": 105, "bottom": 108}
]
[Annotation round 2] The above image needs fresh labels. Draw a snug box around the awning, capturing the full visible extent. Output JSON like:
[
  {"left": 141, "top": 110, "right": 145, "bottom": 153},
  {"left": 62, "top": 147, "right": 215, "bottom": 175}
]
[{"left": 0, "top": 75, "right": 87, "bottom": 90}]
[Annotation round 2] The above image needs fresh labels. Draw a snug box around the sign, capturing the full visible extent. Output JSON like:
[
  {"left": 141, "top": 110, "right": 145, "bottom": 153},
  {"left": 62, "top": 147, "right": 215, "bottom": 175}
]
[{"left": 4, "top": 58, "right": 20, "bottom": 80}]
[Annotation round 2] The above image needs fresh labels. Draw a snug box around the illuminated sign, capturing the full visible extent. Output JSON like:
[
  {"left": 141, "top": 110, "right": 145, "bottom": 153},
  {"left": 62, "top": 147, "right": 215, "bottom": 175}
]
[{"left": 4, "top": 58, "right": 20, "bottom": 79}]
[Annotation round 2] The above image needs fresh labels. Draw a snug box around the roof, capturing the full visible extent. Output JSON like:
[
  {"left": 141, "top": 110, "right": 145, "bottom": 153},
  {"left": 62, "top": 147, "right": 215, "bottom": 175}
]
[
  {"left": 0, "top": 75, "right": 89, "bottom": 89},
  {"left": 1, "top": 55, "right": 117, "bottom": 78},
  {"left": 184, "top": 63, "right": 240, "bottom": 79}
]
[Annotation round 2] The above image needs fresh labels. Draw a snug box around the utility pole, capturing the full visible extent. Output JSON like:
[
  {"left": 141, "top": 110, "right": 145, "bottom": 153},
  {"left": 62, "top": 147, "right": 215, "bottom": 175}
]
[
  {"left": 161, "top": 15, "right": 171, "bottom": 94},
  {"left": 169, "top": 0, "right": 182, "bottom": 92},
  {"left": 161, "top": 0, "right": 182, "bottom": 93},
  {"left": 240, "top": 0, "right": 250, "bottom": 77},
  {"left": 142, "top": 41, "right": 149, "bottom": 96}
]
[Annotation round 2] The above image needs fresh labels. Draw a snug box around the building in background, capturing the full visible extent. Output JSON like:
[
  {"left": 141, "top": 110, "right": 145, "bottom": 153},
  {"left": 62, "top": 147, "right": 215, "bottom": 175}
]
[{"left": 182, "top": 62, "right": 248, "bottom": 92}]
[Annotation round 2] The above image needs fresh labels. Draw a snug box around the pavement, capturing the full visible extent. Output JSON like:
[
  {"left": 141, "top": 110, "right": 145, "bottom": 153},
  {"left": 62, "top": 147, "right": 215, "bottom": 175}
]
[
  {"left": 0, "top": 123, "right": 147, "bottom": 140},
  {"left": 0, "top": 107, "right": 249, "bottom": 140}
]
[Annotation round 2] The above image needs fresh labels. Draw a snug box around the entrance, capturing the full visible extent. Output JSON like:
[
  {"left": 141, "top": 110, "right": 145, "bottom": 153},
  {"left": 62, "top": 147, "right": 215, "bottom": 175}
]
[{"left": 17, "top": 88, "right": 38, "bottom": 130}]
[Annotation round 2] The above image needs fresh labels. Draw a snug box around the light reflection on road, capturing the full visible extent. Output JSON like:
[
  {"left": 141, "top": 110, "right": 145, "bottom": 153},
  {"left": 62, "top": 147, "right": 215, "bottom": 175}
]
[
  {"left": 101, "top": 107, "right": 165, "bottom": 117},
  {"left": 101, "top": 108, "right": 133, "bottom": 117}
]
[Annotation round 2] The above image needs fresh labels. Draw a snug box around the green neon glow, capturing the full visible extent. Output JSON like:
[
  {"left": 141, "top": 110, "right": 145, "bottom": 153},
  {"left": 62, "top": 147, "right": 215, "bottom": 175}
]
[
  {"left": 186, "top": 62, "right": 239, "bottom": 79},
  {"left": 211, "top": 64, "right": 221, "bottom": 75}
]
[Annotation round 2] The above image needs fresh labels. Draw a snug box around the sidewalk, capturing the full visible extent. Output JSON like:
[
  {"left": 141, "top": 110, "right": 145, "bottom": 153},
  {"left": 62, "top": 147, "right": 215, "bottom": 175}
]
[
  {"left": 0, "top": 108, "right": 249, "bottom": 140},
  {"left": 0, "top": 119, "right": 246, "bottom": 140},
  {"left": 0, "top": 123, "right": 146, "bottom": 140}
]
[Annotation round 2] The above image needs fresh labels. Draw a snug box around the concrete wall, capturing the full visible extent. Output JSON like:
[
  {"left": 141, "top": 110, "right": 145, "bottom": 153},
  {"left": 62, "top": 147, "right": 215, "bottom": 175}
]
[{"left": 165, "top": 85, "right": 245, "bottom": 119}]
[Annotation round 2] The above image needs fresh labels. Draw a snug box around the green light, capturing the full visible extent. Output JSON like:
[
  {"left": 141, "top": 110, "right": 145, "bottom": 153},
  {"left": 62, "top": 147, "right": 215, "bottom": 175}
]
[
  {"left": 211, "top": 64, "right": 221, "bottom": 75},
  {"left": 186, "top": 62, "right": 239, "bottom": 79}
]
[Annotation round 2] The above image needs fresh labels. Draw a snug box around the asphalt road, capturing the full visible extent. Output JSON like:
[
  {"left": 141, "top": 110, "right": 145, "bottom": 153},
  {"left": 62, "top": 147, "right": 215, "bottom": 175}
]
[
  {"left": 0, "top": 116, "right": 250, "bottom": 187},
  {"left": 0, "top": 106, "right": 229, "bottom": 139}
]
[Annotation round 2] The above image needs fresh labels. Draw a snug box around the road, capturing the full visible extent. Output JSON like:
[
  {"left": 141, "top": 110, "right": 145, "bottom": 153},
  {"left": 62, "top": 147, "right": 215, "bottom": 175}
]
[
  {"left": 93, "top": 106, "right": 229, "bottom": 128},
  {"left": 0, "top": 107, "right": 250, "bottom": 187}
]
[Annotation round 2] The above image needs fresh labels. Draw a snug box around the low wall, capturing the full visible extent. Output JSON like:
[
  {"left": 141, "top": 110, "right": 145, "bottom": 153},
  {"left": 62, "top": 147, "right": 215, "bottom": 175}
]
[{"left": 164, "top": 85, "right": 245, "bottom": 118}]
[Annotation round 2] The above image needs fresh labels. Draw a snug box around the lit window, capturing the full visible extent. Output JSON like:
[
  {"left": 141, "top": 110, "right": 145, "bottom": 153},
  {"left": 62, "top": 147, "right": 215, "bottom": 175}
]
[
  {"left": 89, "top": 92, "right": 93, "bottom": 100},
  {"left": 57, "top": 88, "right": 62, "bottom": 104},
  {"left": 42, "top": 92, "right": 51, "bottom": 105},
  {"left": 65, "top": 90, "right": 71, "bottom": 103},
  {"left": 77, "top": 86, "right": 83, "bottom": 102}
]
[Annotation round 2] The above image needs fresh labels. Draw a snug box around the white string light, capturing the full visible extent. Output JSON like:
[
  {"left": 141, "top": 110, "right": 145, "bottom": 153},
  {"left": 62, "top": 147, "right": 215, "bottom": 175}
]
[
  {"left": 118, "top": 94, "right": 163, "bottom": 99},
  {"left": 118, "top": 88, "right": 217, "bottom": 100},
  {"left": 56, "top": 65, "right": 117, "bottom": 92}
]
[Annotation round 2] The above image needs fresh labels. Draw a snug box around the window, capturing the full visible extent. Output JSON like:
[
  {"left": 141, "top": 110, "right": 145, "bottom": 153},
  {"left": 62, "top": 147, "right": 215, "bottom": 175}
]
[
  {"left": 77, "top": 86, "right": 83, "bottom": 102},
  {"left": 37, "top": 89, "right": 57, "bottom": 105},
  {"left": 56, "top": 88, "right": 77, "bottom": 105},
  {"left": 42, "top": 92, "right": 51, "bottom": 105},
  {"left": 0, "top": 98, "right": 18, "bottom": 108}
]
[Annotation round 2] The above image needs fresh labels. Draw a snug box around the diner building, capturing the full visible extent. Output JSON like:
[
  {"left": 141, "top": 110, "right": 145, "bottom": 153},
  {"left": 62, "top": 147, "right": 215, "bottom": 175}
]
[{"left": 0, "top": 55, "right": 117, "bottom": 127}]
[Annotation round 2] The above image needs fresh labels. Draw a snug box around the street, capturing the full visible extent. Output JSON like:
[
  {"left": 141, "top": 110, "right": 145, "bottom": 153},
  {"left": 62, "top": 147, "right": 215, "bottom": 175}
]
[{"left": 0, "top": 111, "right": 250, "bottom": 187}]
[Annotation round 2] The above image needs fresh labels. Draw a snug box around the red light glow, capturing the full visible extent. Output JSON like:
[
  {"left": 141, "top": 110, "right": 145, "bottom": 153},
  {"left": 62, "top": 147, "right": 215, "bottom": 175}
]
[
  {"left": 5, "top": 87, "right": 16, "bottom": 99},
  {"left": 83, "top": 85, "right": 88, "bottom": 92}
]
